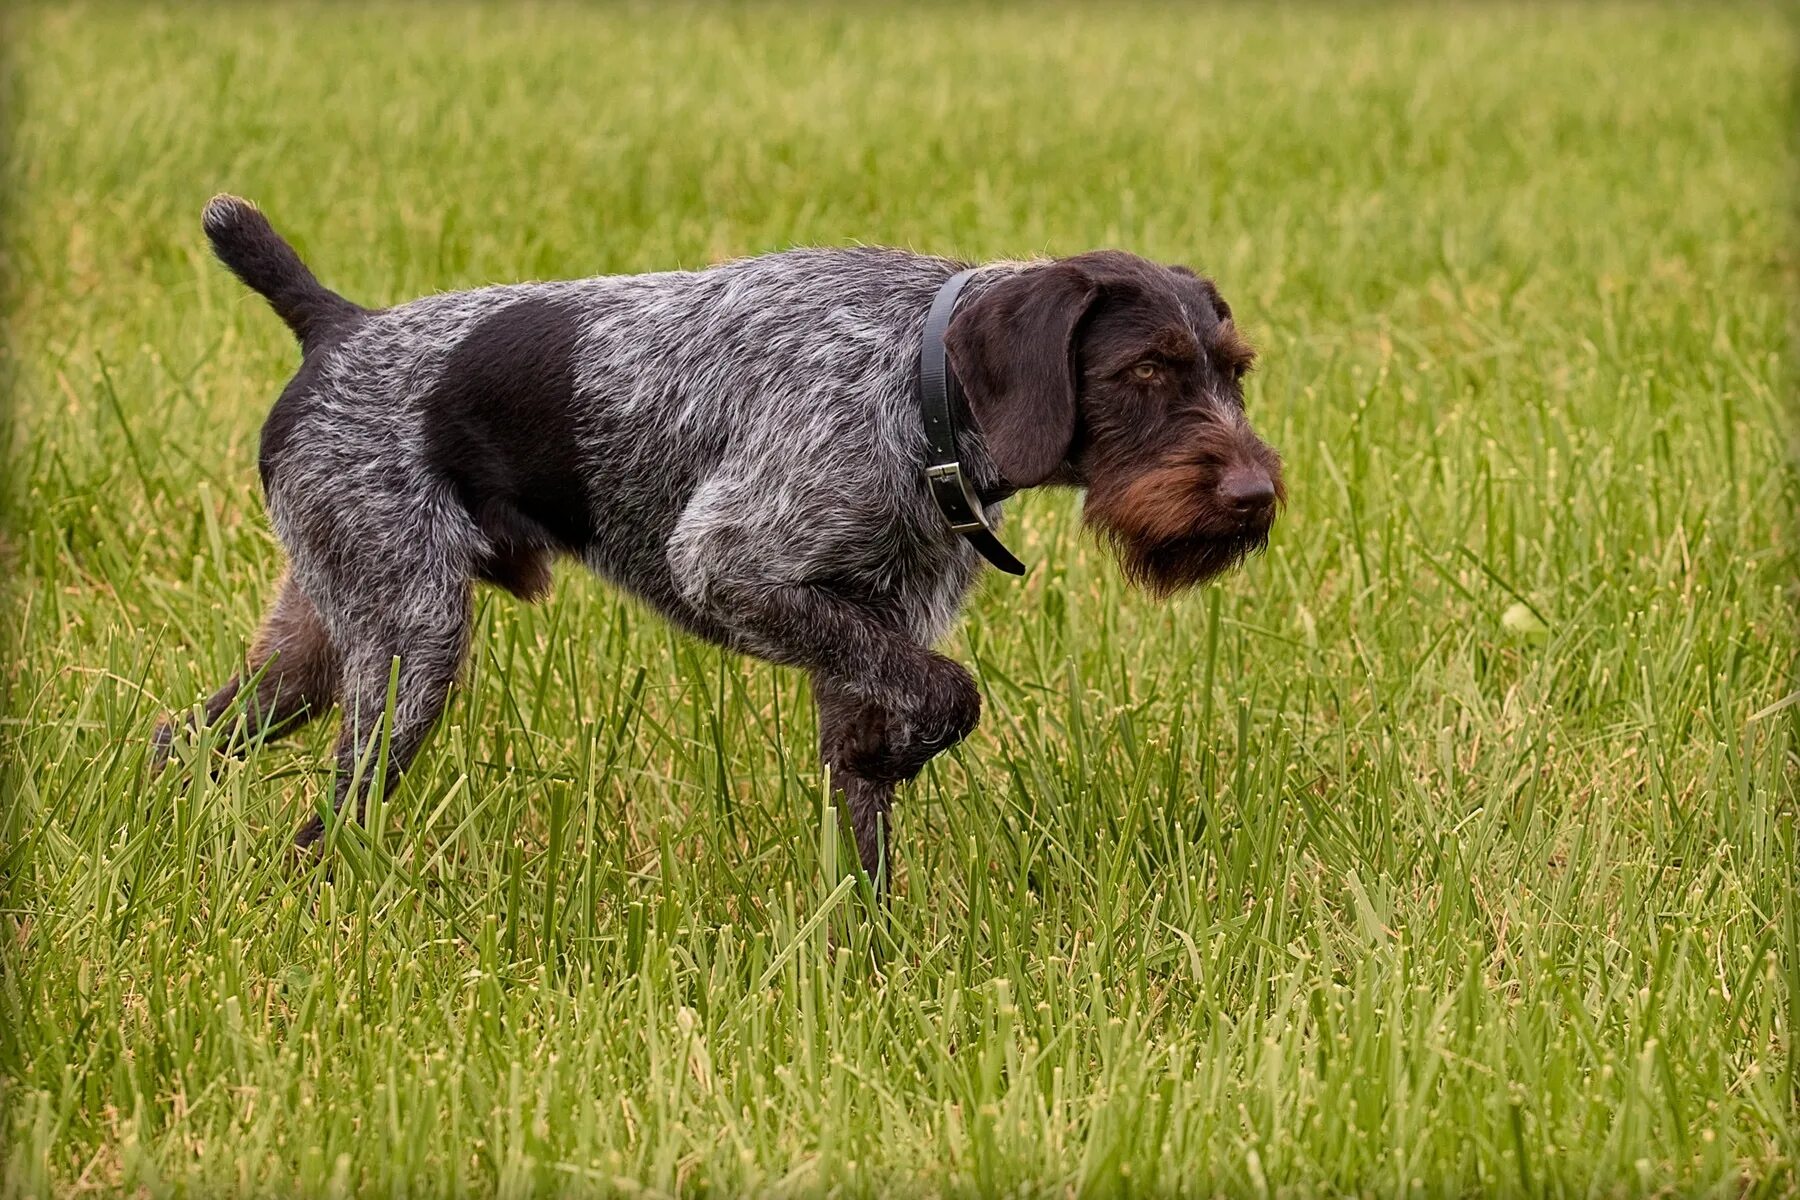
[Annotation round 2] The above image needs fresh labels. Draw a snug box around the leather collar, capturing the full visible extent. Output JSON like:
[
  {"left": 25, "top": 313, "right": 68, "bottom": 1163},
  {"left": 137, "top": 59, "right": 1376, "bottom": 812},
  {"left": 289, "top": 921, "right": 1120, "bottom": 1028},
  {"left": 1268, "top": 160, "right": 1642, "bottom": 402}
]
[{"left": 918, "top": 269, "right": 1026, "bottom": 576}]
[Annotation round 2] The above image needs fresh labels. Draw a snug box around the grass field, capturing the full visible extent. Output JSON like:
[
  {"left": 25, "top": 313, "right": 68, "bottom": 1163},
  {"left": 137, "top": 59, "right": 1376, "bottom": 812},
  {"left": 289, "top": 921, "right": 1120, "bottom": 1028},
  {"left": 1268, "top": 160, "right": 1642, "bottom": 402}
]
[{"left": 3, "top": 2, "right": 1797, "bottom": 1195}]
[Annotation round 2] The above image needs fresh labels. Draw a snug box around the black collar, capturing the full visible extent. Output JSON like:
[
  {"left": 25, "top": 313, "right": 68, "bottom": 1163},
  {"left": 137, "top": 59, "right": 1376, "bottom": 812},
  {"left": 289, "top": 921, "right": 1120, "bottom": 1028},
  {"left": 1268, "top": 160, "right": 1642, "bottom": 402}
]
[{"left": 918, "top": 269, "right": 1027, "bottom": 576}]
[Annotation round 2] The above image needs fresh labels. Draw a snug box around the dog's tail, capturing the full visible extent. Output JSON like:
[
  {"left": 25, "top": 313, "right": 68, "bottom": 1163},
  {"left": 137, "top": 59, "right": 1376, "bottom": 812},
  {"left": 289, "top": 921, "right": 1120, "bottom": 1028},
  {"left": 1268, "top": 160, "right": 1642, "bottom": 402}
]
[{"left": 203, "top": 195, "right": 364, "bottom": 349}]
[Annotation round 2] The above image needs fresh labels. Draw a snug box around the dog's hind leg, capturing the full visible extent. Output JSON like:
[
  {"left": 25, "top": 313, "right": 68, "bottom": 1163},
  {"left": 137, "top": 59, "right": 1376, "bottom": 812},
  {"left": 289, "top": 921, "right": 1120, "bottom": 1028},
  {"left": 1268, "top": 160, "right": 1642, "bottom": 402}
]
[
  {"left": 152, "top": 572, "right": 340, "bottom": 769},
  {"left": 293, "top": 567, "right": 472, "bottom": 850}
]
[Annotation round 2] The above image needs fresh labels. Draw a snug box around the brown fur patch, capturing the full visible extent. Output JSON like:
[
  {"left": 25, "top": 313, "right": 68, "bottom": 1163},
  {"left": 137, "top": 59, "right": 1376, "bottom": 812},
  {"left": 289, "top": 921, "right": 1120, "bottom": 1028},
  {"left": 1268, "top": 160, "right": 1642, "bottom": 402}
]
[
  {"left": 1082, "top": 430, "right": 1284, "bottom": 596},
  {"left": 244, "top": 572, "right": 341, "bottom": 726},
  {"left": 1088, "top": 458, "right": 1220, "bottom": 545},
  {"left": 151, "top": 572, "right": 341, "bottom": 772}
]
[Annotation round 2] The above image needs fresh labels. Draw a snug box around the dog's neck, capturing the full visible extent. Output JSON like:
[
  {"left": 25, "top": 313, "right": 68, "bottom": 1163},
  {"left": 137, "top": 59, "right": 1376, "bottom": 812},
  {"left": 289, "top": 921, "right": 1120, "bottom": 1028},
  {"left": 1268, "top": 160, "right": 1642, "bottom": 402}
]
[{"left": 920, "top": 269, "right": 1027, "bottom": 576}]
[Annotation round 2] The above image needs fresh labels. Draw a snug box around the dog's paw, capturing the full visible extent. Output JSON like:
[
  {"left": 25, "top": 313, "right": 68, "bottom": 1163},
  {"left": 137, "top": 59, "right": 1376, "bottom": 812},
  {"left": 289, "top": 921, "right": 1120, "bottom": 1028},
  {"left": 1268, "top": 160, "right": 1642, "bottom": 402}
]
[
  {"left": 875, "top": 658, "right": 982, "bottom": 779},
  {"left": 293, "top": 812, "right": 328, "bottom": 852},
  {"left": 149, "top": 717, "right": 178, "bottom": 774},
  {"left": 907, "top": 656, "right": 981, "bottom": 755},
  {"left": 823, "top": 658, "right": 982, "bottom": 783}
]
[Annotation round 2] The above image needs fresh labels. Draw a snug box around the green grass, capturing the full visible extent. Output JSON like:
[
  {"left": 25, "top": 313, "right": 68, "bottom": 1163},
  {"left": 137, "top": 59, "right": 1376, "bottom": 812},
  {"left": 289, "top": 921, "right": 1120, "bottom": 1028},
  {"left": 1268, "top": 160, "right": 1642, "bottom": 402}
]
[{"left": 3, "top": 2, "right": 1796, "bottom": 1195}]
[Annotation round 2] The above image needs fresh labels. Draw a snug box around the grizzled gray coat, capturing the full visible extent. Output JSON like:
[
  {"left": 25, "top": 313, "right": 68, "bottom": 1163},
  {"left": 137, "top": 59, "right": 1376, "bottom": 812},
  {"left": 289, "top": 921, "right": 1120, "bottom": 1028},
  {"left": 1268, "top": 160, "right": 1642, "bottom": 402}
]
[
  {"left": 165, "top": 196, "right": 1281, "bottom": 887},
  {"left": 182, "top": 198, "right": 1015, "bottom": 879},
  {"left": 270, "top": 250, "right": 1001, "bottom": 689}
]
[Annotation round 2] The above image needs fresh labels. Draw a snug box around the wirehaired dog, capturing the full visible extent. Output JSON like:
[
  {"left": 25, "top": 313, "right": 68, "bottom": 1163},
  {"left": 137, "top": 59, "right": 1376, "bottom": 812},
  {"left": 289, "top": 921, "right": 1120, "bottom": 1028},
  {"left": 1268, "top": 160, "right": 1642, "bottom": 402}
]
[{"left": 157, "top": 195, "right": 1283, "bottom": 887}]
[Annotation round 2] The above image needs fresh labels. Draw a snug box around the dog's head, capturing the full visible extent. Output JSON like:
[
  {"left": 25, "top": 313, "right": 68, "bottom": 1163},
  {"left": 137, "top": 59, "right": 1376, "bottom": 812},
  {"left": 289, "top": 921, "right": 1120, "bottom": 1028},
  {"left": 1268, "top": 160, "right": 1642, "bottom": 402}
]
[{"left": 947, "top": 251, "right": 1284, "bottom": 594}]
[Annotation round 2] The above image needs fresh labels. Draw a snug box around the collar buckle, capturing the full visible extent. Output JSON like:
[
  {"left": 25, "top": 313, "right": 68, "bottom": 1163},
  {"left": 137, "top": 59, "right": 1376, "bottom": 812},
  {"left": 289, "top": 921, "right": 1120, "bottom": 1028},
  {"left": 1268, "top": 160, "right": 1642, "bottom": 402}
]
[{"left": 926, "top": 461, "right": 991, "bottom": 535}]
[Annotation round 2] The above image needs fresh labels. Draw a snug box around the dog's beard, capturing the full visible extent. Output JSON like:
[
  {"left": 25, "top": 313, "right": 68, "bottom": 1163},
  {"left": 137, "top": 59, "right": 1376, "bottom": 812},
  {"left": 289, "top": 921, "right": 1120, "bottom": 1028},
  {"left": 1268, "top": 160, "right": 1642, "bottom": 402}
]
[
  {"left": 1095, "top": 522, "right": 1268, "bottom": 596},
  {"left": 1080, "top": 454, "right": 1277, "bottom": 597}
]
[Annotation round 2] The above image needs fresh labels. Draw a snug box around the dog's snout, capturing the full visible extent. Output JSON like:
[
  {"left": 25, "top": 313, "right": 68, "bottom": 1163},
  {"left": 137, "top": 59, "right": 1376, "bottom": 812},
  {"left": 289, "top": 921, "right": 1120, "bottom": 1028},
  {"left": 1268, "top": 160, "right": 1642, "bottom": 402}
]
[{"left": 1219, "top": 467, "right": 1276, "bottom": 515}]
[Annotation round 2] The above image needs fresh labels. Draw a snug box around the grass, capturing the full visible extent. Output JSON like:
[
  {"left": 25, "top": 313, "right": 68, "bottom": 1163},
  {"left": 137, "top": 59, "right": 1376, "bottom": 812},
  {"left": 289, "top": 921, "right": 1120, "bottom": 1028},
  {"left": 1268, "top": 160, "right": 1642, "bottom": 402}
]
[{"left": 2, "top": 2, "right": 1796, "bottom": 1195}]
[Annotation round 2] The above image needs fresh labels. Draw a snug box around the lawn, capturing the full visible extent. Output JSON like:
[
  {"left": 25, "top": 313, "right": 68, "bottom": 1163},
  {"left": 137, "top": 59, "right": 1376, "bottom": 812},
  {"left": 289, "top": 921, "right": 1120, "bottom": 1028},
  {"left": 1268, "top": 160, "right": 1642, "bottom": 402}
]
[{"left": 2, "top": 2, "right": 1795, "bottom": 1195}]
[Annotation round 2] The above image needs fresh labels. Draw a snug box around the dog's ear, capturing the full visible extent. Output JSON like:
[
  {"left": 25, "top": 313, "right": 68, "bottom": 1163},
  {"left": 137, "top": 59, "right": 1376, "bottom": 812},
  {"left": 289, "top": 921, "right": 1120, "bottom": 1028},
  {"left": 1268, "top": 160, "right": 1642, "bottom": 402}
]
[{"left": 945, "top": 262, "right": 1099, "bottom": 489}]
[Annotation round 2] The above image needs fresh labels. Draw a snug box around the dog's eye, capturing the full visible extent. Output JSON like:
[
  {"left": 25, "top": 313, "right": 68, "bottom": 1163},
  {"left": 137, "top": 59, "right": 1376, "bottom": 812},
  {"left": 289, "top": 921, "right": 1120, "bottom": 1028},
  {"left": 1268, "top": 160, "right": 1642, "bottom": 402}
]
[{"left": 1131, "top": 363, "right": 1159, "bottom": 381}]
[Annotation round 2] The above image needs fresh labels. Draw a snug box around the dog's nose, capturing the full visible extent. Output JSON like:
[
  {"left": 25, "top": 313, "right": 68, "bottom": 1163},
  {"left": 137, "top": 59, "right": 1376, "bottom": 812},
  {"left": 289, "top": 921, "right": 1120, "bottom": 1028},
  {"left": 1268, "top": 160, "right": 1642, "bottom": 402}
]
[{"left": 1219, "top": 469, "right": 1277, "bottom": 515}]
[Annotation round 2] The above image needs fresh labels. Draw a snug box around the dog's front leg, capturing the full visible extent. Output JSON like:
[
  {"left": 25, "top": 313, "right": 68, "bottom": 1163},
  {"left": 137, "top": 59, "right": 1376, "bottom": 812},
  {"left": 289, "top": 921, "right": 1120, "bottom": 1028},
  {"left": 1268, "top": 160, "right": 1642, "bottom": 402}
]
[
  {"left": 811, "top": 652, "right": 978, "bottom": 891},
  {"left": 812, "top": 676, "right": 904, "bottom": 892},
  {"left": 690, "top": 575, "right": 980, "bottom": 886}
]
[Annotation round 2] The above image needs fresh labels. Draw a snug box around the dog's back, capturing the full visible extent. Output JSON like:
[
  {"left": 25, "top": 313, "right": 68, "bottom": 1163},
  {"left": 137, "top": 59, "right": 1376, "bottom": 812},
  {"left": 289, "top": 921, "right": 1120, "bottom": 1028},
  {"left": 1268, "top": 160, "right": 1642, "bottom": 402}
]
[{"left": 209, "top": 198, "right": 972, "bottom": 642}]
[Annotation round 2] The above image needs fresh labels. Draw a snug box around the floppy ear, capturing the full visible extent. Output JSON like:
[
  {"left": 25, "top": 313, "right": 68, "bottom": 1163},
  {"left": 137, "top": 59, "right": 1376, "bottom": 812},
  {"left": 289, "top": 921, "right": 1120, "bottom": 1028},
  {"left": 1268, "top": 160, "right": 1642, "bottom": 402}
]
[{"left": 944, "top": 262, "right": 1098, "bottom": 489}]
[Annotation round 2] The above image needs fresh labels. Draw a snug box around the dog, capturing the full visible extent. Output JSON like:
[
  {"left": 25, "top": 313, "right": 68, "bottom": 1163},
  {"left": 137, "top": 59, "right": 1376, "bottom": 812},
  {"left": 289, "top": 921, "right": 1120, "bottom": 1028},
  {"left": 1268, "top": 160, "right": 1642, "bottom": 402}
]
[{"left": 156, "top": 195, "right": 1283, "bottom": 887}]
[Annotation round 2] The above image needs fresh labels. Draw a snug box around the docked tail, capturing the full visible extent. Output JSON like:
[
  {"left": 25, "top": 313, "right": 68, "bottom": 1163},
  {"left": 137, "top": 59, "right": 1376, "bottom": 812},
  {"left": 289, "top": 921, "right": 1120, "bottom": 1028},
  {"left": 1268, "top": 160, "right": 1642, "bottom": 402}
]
[{"left": 202, "top": 195, "right": 364, "bottom": 349}]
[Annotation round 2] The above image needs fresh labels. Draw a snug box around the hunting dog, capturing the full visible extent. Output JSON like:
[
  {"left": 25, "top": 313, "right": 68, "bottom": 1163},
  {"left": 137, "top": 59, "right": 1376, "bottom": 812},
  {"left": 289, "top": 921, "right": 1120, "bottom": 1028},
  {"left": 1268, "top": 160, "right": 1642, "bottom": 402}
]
[{"left": 157, "top": 196, "right": 1283, "bottom": 886}]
